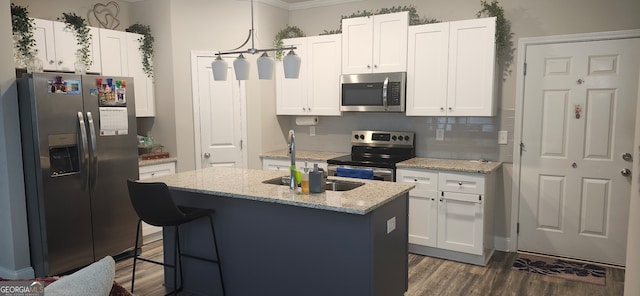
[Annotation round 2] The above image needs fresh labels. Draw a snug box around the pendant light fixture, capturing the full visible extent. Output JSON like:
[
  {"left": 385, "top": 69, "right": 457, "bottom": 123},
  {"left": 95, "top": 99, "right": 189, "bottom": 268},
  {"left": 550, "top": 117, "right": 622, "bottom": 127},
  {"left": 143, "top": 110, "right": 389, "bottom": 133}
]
[{"left": 211, "top": 0, "right": 300, "bottom": 81}]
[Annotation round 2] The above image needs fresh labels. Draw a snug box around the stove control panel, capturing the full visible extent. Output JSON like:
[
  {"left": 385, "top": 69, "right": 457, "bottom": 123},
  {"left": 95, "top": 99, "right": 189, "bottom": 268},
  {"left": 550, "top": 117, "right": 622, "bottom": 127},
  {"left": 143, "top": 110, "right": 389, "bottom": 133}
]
[{"left": 351, "top": 130, "right": 414, "bottom": 147}]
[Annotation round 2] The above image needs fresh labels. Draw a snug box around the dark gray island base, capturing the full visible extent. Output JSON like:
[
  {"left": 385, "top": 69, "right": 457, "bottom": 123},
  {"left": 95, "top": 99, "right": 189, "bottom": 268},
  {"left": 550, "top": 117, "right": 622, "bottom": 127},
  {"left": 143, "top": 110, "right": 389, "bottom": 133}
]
[{"left": 149, "top": 168, "right": 412, "bottom": 296}]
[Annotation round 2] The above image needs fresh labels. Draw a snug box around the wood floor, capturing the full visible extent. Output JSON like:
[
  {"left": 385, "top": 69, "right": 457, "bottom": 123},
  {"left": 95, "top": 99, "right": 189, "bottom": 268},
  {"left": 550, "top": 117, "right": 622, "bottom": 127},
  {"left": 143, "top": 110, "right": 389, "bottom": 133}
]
[{"left": 115, "top": 240, "right": 625, "bottom": 296}]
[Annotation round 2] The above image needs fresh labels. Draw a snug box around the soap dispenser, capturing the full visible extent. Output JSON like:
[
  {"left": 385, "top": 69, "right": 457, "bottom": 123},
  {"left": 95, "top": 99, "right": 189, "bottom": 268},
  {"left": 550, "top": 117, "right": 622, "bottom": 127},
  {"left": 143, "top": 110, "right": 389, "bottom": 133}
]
[{"left": 309, "top": 164, "right": 325, "bottom": 193}]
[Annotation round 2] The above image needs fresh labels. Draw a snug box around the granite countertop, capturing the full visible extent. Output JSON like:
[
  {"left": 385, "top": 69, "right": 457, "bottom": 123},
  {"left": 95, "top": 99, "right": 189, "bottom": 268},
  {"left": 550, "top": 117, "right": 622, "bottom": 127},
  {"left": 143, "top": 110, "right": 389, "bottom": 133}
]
[
  {"left": 260, "top": 149, "right": 347, "bottom": 162},
  {"left": 139, "top": 157, "right": 178, "bottom": 166},
  {"left": 146, "top": 167, "right": 414, "bottom": 215},
  {"left": 397, "top": 158, "right": 502, "bottom": 174}
]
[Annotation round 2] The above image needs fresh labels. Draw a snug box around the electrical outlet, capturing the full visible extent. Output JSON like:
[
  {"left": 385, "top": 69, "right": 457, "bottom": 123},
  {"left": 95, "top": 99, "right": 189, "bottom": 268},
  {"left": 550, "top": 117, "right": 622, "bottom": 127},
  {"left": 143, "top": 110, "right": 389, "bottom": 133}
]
[
  {"left": 436, "top": 128, "right": 444, "bottom": 141},
  {"left": 387, "top": 216, "right": 396, "bottom": 234},
  {"left": 498, "top": 130, "right": 508, "bottom": 145},
  {"left": 310, "top": 126, "right": 316, "bottom": 136}
]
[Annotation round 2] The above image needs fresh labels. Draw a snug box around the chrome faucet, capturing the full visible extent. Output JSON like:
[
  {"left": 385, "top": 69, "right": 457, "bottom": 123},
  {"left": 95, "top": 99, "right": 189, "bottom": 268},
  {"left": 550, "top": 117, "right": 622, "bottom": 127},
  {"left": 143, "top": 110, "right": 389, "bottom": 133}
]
[{"left": 288, "top": 130, "right": 296, "bottom": 189}]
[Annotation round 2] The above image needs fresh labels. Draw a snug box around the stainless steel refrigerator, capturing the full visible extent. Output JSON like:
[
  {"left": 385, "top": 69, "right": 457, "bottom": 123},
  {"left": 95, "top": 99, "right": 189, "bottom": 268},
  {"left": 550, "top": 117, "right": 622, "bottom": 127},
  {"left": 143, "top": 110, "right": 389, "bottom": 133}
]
[{"left": 17, "top": 72, "right": 139, "bottom": 276}]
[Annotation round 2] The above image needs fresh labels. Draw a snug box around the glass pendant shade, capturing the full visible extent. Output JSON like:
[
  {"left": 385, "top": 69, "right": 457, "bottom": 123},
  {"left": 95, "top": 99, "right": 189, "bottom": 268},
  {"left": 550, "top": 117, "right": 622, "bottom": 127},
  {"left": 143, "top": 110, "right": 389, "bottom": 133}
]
[
  {"left": 211, "top": 55, "right": 228, "bottom": 81},
  {"left": 233, "top": 54, "right": 250, "bottom": 80},
  {"left": 283, "top": 50, "right": 301, "bottom": 79},
  {"left": 256, "top": 52, "right": 274, "bottom": 80}
]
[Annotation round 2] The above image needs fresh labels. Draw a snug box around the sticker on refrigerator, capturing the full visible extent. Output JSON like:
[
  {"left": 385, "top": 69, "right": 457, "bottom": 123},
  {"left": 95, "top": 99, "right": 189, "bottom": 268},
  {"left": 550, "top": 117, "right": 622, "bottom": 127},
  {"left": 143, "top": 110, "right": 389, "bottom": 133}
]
[
  {"left": 47, "top": 76, "right": 81, "bottom": 95},
  {"left": 95, "top": 77, "right": 127, "bottom": 107},
  {"left": 99, "top": 107, "right": 128, "bottom": 136}
]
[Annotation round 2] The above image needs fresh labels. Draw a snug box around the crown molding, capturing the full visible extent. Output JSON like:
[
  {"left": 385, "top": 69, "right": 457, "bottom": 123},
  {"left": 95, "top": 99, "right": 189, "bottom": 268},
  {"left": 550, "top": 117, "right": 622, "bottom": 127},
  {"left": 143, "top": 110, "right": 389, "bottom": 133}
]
[{"left": 256, "top": 0, "right": 364, "bottom": 11}]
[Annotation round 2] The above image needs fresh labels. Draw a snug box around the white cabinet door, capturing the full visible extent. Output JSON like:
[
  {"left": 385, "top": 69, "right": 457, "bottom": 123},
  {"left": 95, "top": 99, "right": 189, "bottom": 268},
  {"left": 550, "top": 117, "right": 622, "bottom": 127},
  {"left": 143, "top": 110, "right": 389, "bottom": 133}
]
[
  {"left": 341, "top": 16, "right": 373, "bottom": 74},
  {"left": 342, "top": 12, "right": 408, "bottom": 74},
  {"left": 437, "top": 191, "right": 483, "bottom": 255},
  {"left": 406, "top": 17, "right": 496, "bottom": 117},
  {"left": 306, "top": 34, "right": 341, "bottom": 116},
  {"left": 276, "top": 35, "right": 341, "bottom": 116},
  {"left": 32, "top": 19, "right": 56, "bottom": 70},
  {"left": 372, "top": 11, "right": 408, "bottom": 73},
  {"left": 126, "top": 33, "right": 155, "bottom": 117},
  {"left": 99, "top": 29, "right": 129, "bottom": 76},
  {"left": 397, "top": 168, "right": 439, "bottom": 248},
  {"left": 446, "top": 17, "right": 496, "bottom": 116},
  {"left": 30, "top": 19, "right": 101, "bottom": 73},
  {"left": 276, "top": 37, "right": 307, "bottom": 115},
  {"left": 406, "top": 22, "right": 449, "bottom": 116}
]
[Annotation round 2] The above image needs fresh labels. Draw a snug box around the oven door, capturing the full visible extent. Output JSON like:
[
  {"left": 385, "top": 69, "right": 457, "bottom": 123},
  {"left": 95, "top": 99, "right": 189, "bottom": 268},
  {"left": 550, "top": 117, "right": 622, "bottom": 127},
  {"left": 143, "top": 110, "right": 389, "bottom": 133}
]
[{"left": 327, "top": 164, "right": 394, "bottom": 182}]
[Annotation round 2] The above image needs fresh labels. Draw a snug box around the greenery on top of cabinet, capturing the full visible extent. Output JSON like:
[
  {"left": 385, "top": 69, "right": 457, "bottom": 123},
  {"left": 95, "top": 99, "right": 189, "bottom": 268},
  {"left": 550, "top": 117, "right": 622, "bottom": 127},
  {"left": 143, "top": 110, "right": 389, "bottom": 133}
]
[
  {"left": 59, "top": 12, "right": 93, "bottom": 68},
  {"left": 477, "top": 0, "right": 513, "bottom": 68},
  {"left": 273, "top": 25, "right": 305, "bottom": 61},
  {"left": 126, "top": 24, "right": 155, "bottom": 78},
  {"left": 11, "top": 3, "right": 36, "bottom": 62},
  {"left": 319, "top": 5, "right": 439, "bottom": 35}
]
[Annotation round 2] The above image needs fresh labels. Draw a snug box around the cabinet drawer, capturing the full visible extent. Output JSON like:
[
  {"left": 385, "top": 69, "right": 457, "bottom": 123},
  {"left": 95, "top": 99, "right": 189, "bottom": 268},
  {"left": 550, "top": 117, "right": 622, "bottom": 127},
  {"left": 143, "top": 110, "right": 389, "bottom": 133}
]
[
  {"left": 139, "top": 162, "right": 176, "bottom": 180},
  {"left": 441, "top": 191, "right": 482, "bottom": 204},
  {"left": 397, "top": 169, "right": 438, "bottom": 196},
  {"left": 438, "top": 172, "right": 484, "bottom": 194}
]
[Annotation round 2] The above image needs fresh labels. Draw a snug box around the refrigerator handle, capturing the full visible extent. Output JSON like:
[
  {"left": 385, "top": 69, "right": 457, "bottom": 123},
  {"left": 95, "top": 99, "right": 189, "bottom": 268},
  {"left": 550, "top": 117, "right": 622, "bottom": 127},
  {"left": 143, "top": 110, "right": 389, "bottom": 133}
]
[
  {"left": 86, "top": 112, "right": 98, "bottom": 189},
  {"left": 77, "top": 112, "right": 89, "bottom": 191}
]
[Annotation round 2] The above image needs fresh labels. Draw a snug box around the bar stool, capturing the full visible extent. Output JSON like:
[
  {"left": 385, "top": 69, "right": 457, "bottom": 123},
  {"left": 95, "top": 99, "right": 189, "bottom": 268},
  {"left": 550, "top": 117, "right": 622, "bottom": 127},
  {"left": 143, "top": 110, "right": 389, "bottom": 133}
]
[{"left": 126, "top": 179, "right": 225, "bottom": 295}]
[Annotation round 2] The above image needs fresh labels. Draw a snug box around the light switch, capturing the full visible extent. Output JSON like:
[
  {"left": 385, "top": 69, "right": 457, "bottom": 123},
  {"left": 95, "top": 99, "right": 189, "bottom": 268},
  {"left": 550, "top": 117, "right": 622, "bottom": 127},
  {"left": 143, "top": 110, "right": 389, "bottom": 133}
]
[
  {"left": 436, "top": 129, "right": 444, "bottom": 141},
  {"left": 498, "top": 130, "right": 508, "bottom": 145},
  {"left": 387, "top": 216, "right": 396, "bottom": 234}
]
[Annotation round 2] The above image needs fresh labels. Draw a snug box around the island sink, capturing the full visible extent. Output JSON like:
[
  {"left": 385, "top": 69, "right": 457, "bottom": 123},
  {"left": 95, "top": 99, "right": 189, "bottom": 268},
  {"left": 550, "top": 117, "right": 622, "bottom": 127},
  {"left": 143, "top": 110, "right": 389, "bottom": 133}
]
[{"left": 262, "top": 176, "right": 365, "bottom": 191}]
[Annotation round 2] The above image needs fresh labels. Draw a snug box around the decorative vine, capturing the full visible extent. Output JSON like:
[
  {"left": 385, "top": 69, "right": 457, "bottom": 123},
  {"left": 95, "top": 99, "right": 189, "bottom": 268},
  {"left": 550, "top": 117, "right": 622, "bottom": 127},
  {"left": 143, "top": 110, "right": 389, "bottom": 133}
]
[
  {"left": 59, "top": 13, "right": 93, "bottom": 68},
  {"left": 319, "top": 5, "right": 439, "bottom": 35},
  {"left": 476, "top": 0, "right": 514, "bottom": 77},
  {"left": 11, "top": 3, "right": 37, "bottom": 63},
  {"left": 126, "top": 24, "right": 155, "bottom": 78},
  {"left": 273, "top": 25, "right": 305, "bottom": 61}
]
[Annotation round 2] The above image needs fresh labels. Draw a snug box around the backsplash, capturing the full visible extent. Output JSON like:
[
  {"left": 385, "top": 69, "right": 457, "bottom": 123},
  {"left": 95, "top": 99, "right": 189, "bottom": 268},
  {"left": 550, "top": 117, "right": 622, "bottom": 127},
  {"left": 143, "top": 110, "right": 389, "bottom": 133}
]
[{"left": 287, "top": 109, "right": 515, "bottom": 163}]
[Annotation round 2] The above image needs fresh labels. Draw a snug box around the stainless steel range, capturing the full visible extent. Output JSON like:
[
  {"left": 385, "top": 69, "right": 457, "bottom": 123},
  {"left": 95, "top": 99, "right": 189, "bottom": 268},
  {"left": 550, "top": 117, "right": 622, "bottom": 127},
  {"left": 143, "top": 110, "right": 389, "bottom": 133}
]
[{"left": 326, "top": 130, "right": 415, "bottom": 182}]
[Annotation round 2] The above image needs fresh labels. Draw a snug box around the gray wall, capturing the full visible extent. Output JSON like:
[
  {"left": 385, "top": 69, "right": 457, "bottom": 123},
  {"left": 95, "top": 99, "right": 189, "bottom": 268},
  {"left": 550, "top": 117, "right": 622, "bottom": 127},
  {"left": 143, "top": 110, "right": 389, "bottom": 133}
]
[{"left": 0, "top": 0, "right": 32, "bottom": 279}]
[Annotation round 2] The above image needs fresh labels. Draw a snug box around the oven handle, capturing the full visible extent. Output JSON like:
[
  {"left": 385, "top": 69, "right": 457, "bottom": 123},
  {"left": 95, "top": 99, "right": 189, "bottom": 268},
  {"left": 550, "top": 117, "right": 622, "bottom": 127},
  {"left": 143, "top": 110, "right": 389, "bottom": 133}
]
[{"left": 327, "top": 164, "right": 394, "bottom": 175}]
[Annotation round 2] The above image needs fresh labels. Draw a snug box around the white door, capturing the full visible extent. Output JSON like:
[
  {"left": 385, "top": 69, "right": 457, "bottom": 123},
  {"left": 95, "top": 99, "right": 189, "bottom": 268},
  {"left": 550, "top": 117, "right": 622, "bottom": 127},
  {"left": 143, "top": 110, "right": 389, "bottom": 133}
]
[
  {"left": 518, "top": 38, "right": 640, "bottom": 265},
  {"left": 192, "top": 52, "right": 246, "bottom": 169}
]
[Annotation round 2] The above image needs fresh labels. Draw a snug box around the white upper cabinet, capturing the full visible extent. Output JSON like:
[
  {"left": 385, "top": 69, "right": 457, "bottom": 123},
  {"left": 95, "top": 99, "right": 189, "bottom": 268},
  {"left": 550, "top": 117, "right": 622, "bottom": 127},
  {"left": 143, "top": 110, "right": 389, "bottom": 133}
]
[
  {"left": 407, "top": 17, "right": 496, "bottom": 117},
  {"left": 126, "top": 33, "right": 155, "bottom": 117},
  {"left": 99, "top": 29, "right": 129, "bottom": 76},
  {"left": 341, "top": 11, "right": 408, "bottom": 74},
  {"left": 32, "top": 18, "right": 101, "bottom": 73},
  {"left": 99, "top": 29, "right": 155, "bottom": 117},
  {"left": 276, "top": 34, "right": 341, "bottom": 116}
]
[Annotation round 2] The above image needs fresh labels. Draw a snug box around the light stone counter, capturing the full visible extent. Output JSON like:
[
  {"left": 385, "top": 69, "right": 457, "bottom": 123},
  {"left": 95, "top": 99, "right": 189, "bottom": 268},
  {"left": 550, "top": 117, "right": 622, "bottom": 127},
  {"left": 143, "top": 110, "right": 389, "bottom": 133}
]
[
  {"left": 397, "top": 157, "right": 502, "bottom": 174},
  {"left": 260, "top": 149, "right": 347, "bottom": 162},
  {"left": 146, "top": 167, "right": 414, "bottom": 215}
]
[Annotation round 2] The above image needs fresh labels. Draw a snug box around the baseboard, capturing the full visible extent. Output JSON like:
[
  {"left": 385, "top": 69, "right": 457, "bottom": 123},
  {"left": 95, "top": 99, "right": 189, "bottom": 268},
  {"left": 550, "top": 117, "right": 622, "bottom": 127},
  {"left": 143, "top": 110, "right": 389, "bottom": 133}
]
[
  {"left": 0, "top": 265, "right": 34, "bottom": 279},
  {"left": 494, "top": 236, "right": 511, "bottom": 252}
]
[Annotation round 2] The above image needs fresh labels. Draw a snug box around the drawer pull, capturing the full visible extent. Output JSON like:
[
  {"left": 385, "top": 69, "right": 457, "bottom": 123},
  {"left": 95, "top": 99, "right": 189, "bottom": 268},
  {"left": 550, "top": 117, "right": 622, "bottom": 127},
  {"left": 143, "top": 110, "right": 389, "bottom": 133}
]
[
  {"left": 458, "top": 182, "right": 463, "bottom": 186},
  {"left": 414, "top": 178, "right": 418, "bottom": 182}
]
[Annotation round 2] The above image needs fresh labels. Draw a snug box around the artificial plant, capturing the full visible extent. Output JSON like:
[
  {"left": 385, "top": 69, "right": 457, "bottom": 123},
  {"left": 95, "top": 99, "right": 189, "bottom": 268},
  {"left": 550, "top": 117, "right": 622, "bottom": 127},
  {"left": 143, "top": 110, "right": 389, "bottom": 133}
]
[
  {"left": 11, "top": 3, "right": 37, "bottom": 64},
  {"left": 126, "top": 24, "right": 155, "bottom": 78},
  {"left": 59, "top": 12, "right": 93, "bottom": 68},
  {"left": 477, "top": 0, "right": 514, "bottom": 73},
  {"left": 273, "top": 25, "right": 305, "bottom": 61}
]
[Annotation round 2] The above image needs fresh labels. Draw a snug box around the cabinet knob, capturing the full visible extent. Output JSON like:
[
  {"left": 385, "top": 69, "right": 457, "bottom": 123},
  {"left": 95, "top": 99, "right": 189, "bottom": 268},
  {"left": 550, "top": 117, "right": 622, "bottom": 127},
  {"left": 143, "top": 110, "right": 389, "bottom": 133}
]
[
  {"left": 439, "top": 198, "right": 443, "bottom": 202},
  {"left": 58, "top": 61, "right": 63, "bottom": 65},
  {"left": 367, "top": 65, "right": 371, "bottom": 69},
  {"left": 458, "top": 182, "right": 463, "bottom": 186},
  {"left": 374, "top": 65, "right": 378, "bottom": 69},
  {"left": 440, "top": 107, "right": 444, "bottom": 111},
  {"left": 308, "top": 107, "right": 311, "bottom": 112},
  {"left": 449, "top": 107, "right": 453, "bottom": 111},
  {"left": 49, "top": 60, "right": 55, "bottom": 65},
  {"left": 431, "top": 198, "right": 435, "bottom": 201},
  {"left": 302, "top": 107, "right": 306, "bottom": 111},
  {"left": 414, "top": 178, "right": 418, "bottom": 182}
]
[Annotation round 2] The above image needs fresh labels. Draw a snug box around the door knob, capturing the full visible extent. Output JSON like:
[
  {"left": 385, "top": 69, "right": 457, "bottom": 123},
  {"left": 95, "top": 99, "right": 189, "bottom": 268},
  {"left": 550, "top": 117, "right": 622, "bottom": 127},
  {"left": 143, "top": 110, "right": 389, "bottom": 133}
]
[
  {"left": 622, "top": 152, "right": 633, "bottom": 162},
  {"left": 621, "top": 168, "right": 631, "bottom": 177},
  {"left": 204, "top": 152, "right": 211, "bottom": 159}
]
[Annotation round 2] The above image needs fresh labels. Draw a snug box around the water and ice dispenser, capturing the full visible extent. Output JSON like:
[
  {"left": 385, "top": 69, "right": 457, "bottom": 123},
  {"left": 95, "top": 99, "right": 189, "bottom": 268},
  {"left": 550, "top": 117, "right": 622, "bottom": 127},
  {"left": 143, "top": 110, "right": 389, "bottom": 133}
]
[{"left": 48, "top": 134, "right": 80, "bottom": 176}]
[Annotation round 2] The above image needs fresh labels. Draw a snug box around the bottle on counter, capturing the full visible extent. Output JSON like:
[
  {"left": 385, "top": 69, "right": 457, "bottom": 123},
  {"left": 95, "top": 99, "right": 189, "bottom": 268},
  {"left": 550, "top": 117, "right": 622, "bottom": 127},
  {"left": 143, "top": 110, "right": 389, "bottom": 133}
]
[
  {"left": 301, "top": 166, "right": 310, "bottom": 194},
  {"left": 309, "top": 163, "right": 326, "bottom": 193}
]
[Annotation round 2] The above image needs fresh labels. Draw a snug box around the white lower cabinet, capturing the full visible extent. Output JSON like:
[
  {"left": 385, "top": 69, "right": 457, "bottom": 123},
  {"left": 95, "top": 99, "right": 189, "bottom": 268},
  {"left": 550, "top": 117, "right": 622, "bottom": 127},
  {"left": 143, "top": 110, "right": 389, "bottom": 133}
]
[
  {"left": 138, "top": 161, "right": 176, "bottom": 244},
  {"left": 261, "top": 157, "right": 327, "bottom": 172},
  {"left": 397, "top": 168, "right": 495, "bottom": 266}
]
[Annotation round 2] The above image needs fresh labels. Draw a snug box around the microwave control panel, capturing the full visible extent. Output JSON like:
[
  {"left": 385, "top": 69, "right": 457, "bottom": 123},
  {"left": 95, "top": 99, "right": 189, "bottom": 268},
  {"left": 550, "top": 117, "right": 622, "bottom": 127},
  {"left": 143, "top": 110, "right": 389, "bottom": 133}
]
[{"left": 388, "top": 82, "right": 402, "bottom": 106}]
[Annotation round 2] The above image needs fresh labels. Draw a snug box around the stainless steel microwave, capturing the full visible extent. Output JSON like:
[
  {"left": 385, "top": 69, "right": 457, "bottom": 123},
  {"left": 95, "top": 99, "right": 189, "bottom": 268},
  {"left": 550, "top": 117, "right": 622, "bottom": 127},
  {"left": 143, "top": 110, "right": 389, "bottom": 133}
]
[{"left": 340, "top": 72, "right": 406, "bottom": 112}]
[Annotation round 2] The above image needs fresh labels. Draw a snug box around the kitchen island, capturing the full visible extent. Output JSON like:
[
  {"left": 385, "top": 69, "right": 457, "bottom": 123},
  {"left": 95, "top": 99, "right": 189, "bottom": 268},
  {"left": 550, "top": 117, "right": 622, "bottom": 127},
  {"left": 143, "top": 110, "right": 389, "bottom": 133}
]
[{"left": 146, "top": 167, "right": 414, "bottom": 296}]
